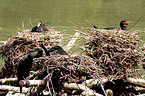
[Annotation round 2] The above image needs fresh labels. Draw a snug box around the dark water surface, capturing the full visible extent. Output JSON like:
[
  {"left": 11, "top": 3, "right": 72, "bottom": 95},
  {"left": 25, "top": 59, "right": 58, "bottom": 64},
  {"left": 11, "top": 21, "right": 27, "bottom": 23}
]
[{"left": 0, "top": 0, "right": 145, "bottom": 40}]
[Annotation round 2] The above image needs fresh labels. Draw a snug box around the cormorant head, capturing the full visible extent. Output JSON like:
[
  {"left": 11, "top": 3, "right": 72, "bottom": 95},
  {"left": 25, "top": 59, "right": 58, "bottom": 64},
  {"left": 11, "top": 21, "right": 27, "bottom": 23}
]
[
  {"left": 120, "top": 20, "right": 128, "bottom": 30},
  {"left": 36, "top": 20, "right": 42, "bottom": 27}
]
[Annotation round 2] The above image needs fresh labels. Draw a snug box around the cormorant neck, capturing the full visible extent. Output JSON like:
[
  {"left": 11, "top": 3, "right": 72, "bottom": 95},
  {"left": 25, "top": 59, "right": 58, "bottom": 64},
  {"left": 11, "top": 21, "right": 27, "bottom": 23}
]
[
  {"left": 40, "top": 44, "right": 50, "bottom": 56},
  {"left": 37, "top": 24, "right": 41, "bottom": 27},
  {"left": 120, "top": 26, "right": 127, "bottom": 30}
]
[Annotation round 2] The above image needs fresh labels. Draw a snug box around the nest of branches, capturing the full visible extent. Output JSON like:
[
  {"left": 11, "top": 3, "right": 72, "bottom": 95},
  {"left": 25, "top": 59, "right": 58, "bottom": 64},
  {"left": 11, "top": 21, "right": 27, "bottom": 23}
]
[
  {"left": 0, "top": 38, "right": 37, "bottom": 78},
  {"left": 85, "top": 30, "right": 143, "bottom": 78},
  {"left": 0, "top": 37, "right": 103, "bottom": 95},
  {"left": 30, "top": 55, "right": 102, "bottom": 95},
  {"left": 0, "top": 29, "right": 63, "bottom": 78},
  {"left": 0, "top": 28, "right": 144, "bottom": 96}
]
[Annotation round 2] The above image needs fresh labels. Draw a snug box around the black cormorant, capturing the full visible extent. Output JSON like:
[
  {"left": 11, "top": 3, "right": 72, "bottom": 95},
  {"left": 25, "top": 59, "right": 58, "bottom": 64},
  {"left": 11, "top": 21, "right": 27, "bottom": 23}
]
[
  {"left": 40, "top": 44, "right": 68, "bottom": 56},
  {"left": 31, "top": 20, "right": 48, "bottom": 32},
  {"left": 17, "top": 48, "right": 43, "bottom": 93},
  {"left": 120, "top": 20, "right": 128, "bottom": 30},
  {"left": 91, "top": 20, "right": 128, "bottom": 30}
]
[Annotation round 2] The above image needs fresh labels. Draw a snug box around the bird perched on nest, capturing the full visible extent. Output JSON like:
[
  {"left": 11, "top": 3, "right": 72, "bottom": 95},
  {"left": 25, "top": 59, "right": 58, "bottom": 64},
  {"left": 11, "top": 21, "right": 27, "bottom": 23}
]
[
  {"left": 17, "top": 48, "right": 43, "bottom": 93},
  {"left": 40, "top": 44, "right": 68, "bottom": 56},
  {"left": 31, "top": 20, "right": 48, "bottom": 32},
  {"left": 91, "top": 20, "right": 128, "bottom": 30}
]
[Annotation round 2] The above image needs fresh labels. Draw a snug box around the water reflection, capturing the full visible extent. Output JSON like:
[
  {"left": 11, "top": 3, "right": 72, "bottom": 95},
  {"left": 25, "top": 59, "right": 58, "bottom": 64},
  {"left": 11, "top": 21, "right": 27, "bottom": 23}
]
[{"left": 0, "top": 0, "right": 145, "bottom": 40}]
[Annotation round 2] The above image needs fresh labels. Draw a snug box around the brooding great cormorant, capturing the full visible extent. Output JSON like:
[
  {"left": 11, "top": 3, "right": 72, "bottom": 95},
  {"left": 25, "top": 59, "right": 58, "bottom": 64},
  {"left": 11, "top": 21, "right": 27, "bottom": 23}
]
[
  {"left": 91, "top": 20, "right": 128, "bottom": 30},
  {"left": 31, "top": 20, "right": 48, "bottom": 32},
  {"left": 17, "top": 48, "right": 43, "bottom": 93},
  {"left": 40, "top": 44, "right": 68, "bottom": 56},
  {"left": 120, "top": 20, "right": 128, "bottom": 30}
]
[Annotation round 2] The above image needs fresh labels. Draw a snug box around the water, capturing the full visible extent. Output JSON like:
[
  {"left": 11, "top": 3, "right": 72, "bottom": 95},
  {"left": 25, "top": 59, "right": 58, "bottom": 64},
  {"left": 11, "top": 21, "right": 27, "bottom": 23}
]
[
  {"left": 0, "top": 0, "right": 145, "bottom": 71},
  {"left": 0, "top": 0, "right": 145, "bottom": 41}
]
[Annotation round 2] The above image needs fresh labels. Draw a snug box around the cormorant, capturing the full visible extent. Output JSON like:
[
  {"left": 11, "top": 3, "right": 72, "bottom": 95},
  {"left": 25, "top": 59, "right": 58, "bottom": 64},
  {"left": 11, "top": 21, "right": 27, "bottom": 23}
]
[
  {"left": 120, "top": 20, "right": 128, "bottom": 30},
  {"left": 17, "top": 48, "right": 43, "bottom": 93},
  {"left": 31, "top": 20, "right": 48, "bottom": 32},
  {"left": 40, "top": 44, "right": 68, "bottom": 56},
  {"left": 91, "top": 20, "right": 128, "bottom": 30}
]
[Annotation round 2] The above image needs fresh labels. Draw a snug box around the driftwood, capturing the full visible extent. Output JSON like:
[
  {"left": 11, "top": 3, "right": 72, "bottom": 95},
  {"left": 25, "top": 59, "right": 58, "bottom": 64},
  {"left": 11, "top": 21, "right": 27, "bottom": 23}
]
[
  {"left": 82, "top": 78, "right": 108, "bottom": 88},
  {"left": 1, "top": 77, "right": 145, "bottom": 95},
  {"left": 19, "top": 80, "right": 45, "bottom": 86},
  {"left": 83, "top": 77, "right": 145, "bottom": 89},
  {"left": 63, "top": 82, "right": 103, "bottom": 96},
  {"left": 136, "top": 93, "right": 145, "bottom": 96},
  {"left": 0, "top": 78, "right": 17, "bottom": 83},
  {"left": 0, "top": 85, "right": 29, "bottom": 93},
  {"left": 0, "top": 78, "right": 45, "bottom": 86},
  {"left": 135, "top": 87, "right": 145, "bottom": 92},
  {"left": 127, "top": 78, "right": 145, "bottom": 87},
  {"left": 81, "top": 90, "right": 103, "bottom": 96},
  {"left": 6, "top": 91, "right": 25, "bottom": 96}
]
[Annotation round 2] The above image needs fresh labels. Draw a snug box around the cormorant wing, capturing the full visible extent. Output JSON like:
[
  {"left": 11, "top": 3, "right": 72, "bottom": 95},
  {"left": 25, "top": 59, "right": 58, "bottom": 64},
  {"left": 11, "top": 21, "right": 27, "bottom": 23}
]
[
  {"left": 41, "top": 24, "right": 48, "bottom": 31},
  {"left": 40, "top": 44, "right": 50, "bottom": 56},
  {"left": 48, "top": 46, "right": 68, "bottom": 55},
  {"left": 31, "top": 26, "right": 38, "bottom": 32}
]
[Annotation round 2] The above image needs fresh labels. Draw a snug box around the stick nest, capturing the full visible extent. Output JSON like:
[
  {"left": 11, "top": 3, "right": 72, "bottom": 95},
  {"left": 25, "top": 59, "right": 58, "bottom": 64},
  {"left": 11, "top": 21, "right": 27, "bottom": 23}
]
[
  {"left": 85, "top": 30, "right": 143, "bottom": 77},
  {"left": 0, "top": 28, "right": 144, "bottom": 95}
]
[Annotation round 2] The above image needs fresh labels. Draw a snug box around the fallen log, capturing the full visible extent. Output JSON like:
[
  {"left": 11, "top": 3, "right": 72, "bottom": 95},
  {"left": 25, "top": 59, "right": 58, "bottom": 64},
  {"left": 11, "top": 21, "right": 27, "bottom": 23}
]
[
  {"left": 81, "top": 78, "right": 108, "bottom": 88},
  {"left": 81, "top": 90, "right": 103, "bottom": 96},
  {"left": 136, "top": 93, "right": 145, "bottom": 96},
  {"left": 64, "top": 82, "right": 103, "bottom": 96},
  {"left": 0, "top": 85, "right": 29, "bottom": 93},
  {"left": 19, "top": 80, "right": 45, "bottom": 86},
  {"left": 0, "top": 78, "right": 17, "bottom": 83},
  {"left": 135, "top": 87, "right": 145, "bottom": 92},
  {"left": 127, "top": 78, "right": 145, "bottom": 87},
  {"left": 6, "top": 91, "right": 26, "bottom": 96}
]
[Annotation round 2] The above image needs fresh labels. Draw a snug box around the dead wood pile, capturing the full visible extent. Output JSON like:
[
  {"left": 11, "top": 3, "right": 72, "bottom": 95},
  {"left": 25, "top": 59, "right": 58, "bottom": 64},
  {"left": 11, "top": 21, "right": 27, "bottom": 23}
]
[
  {"left": 85, "top": 30, "right": 143, "bottom": 78},
  {"left": 0, "top": 29, "right": 63, "bottom": 78},
  {"left": 0, "top": 28, "right": 144, "bottom": 96}
]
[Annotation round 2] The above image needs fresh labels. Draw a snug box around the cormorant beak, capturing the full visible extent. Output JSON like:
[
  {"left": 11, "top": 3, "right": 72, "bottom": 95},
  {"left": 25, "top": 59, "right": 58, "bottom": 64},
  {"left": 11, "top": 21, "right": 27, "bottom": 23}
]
[
  {"left": 123, "top": 21, "right": 129, "bottom": 26},
  {"left": 36, "top": 20, "right": 41, "bottom": 27}
]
